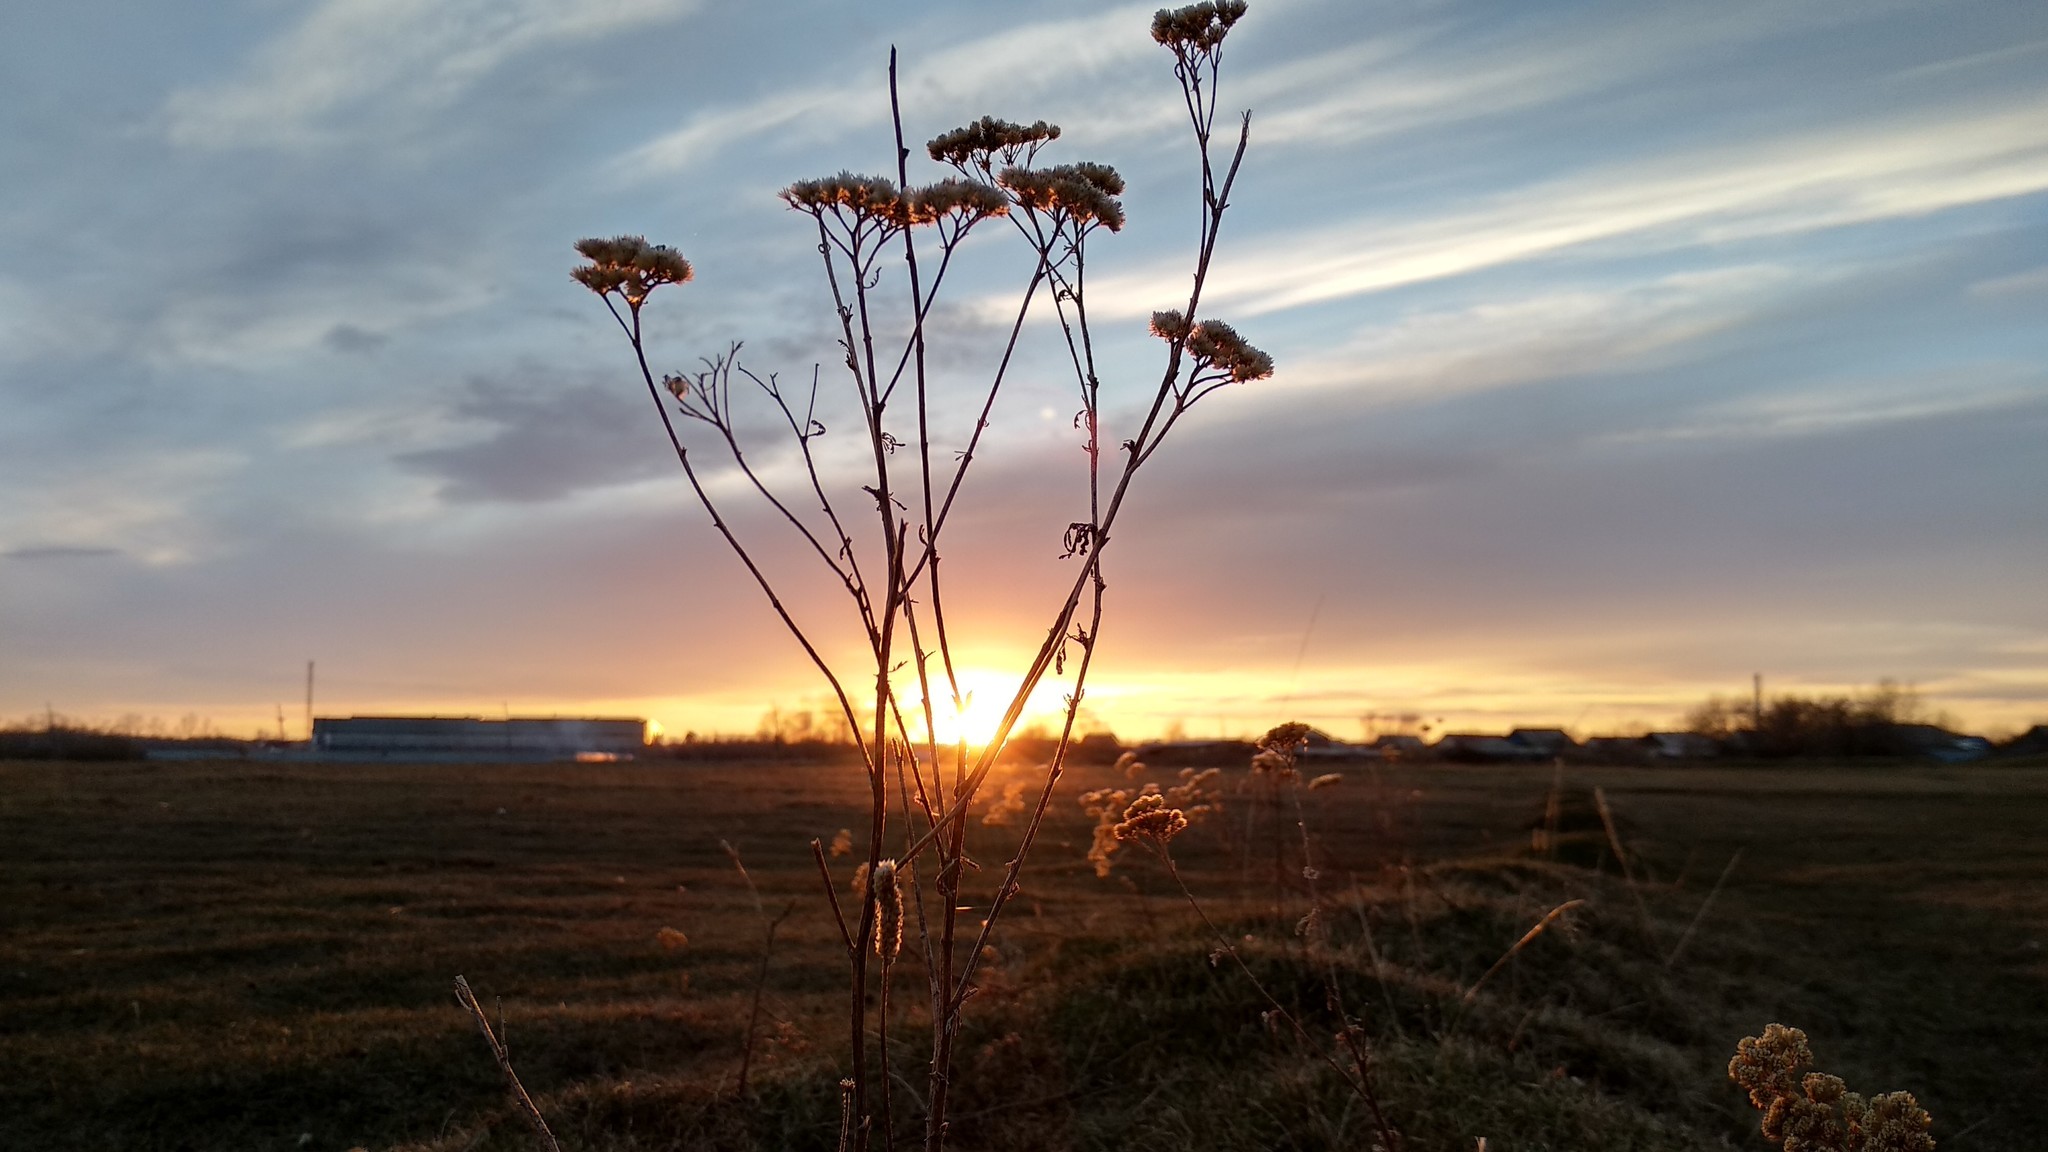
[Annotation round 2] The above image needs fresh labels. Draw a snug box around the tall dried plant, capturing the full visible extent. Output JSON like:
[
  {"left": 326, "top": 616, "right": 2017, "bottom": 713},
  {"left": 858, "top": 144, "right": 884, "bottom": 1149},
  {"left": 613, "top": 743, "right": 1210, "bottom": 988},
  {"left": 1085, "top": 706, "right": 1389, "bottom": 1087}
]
[{"left": 573, "top": 4, "right": 1271, "bottom": 1148}]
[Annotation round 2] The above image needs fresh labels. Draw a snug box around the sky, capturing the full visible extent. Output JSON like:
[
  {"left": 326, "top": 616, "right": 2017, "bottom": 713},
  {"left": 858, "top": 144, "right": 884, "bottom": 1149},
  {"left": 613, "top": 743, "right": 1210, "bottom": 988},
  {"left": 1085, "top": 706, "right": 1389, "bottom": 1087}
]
[{"left": 3, "top": 0, "right": 2046, "bottom": 743}]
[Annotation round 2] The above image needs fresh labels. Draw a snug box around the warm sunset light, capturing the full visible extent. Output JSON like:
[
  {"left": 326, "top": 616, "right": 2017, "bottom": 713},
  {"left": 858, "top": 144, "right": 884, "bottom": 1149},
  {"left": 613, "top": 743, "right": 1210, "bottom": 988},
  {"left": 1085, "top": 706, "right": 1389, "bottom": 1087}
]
[
  {"left": 7, "top": 3, "right": 2045, "bottom": 1149},
  {"left": 906, "top": 668, "right": 1066, "bottom": 750}
]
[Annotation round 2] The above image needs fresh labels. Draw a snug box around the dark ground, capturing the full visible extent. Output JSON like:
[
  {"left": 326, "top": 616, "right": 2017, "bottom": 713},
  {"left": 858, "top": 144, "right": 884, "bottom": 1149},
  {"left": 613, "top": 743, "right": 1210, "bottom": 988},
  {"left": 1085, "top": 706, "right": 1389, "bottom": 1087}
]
[{"left": 3, "top": 758, "right": 2044, "bottom": 1151}]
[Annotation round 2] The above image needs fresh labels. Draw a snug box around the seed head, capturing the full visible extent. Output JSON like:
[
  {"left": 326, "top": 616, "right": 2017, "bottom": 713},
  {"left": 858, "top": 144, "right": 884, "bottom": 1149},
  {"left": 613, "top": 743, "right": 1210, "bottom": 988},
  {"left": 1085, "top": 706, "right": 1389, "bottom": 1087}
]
[
  {"left": 1187, "top": 319, "right": 1275, "bottom": 382},
  {"left": 907, "top": 178, "right": 1010, "bottom": 225},
  {"left": 927, "top": 116, "right": 1061, "bottom": 172},
  {"left": 780, "top": 172, "right": 909, "bottom": 226},
  {"left": 1113, "top": 793, "right": 1189, "bottom": 845},
  {"left": 1151, "top": 1, "right": 1249, "bottom": 53},
  {"left": 1149, "top": 309, "right": 1191, "bottom": 342},
  {"left": 1258, "top": 722, "right": 1314, "bottom": 753},
  {"left": 872, "top": 858, "right": 903, "bottom": 964},
  {"left": 998, "top": 163, "right": 1127, "bottom": 232},
  {"left": 1729, "top": 1024, "right": 1935, "bottom": 1152},
  {"left": 572, "top": 236, "right": 693, "bottom": 308}
]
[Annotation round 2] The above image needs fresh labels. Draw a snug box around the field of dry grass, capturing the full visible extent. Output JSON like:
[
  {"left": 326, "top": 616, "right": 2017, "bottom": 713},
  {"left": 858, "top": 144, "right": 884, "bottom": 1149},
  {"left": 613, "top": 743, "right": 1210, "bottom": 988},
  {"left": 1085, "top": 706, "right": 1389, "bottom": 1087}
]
[{"left": 4, "top": 756, "right": 2045, "bottom": 1151}]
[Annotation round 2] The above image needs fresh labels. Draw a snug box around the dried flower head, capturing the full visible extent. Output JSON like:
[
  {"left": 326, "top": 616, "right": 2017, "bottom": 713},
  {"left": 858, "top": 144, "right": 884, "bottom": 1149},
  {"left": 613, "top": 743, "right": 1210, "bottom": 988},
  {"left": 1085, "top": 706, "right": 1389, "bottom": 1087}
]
[
  {"left": 1113, "top": 793, "right": 1189, "bottom": 845},
  {"left": 1149, "top": 309, "right": 1192, "bottom": 341},
  {"left": 1151, "top": 0, "right": 1249, "bottom": 53},
  {"left": 1258, "top": 721, "right": 1314, "bottom": 753},
  {"left": 998, "top": 163, "right": 1127, "bottom": 232},
  {"left": 871, "top": 858, "right": 903, "bottom": 964},
  {"left": 1187, "top": 319, "right": 1275, "bottom": 382},
  {"left": 654, "top": 926, "right": 689, "bottom": 951},
  {"left": 1080, "top": 786, "right": 1132, "bottom": 876},
  {"left": 829, "top": 828, "right": 853, "bottom": 858},
  {"left": 850, "top": 860, "right": 870, "bottom": 900},
  {"left": 981, "top": 778, "right": 1029, "bottom": 827},
  {"left": 927, "top": 116, "right": 1061, "bottom": 172},
  {"left": 1729, "top": 1024, "right": 1935, "bottom": 1152},
  {"left": 572, "top": 236, "right": 693, "bottom": 308},
  {"left": 907, "top": 178, "right": 1010, "bottom": 225},
  {"left": 780, "top": 172, "right": 909, "bottom": 225}
]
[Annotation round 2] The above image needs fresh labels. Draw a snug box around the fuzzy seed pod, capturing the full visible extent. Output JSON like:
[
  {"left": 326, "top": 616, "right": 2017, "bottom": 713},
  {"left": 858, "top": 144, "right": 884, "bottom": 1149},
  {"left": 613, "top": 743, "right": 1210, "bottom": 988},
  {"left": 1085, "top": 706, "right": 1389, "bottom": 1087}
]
[{"left": 872, "top": 858, "right": 902, "bottom": 965}]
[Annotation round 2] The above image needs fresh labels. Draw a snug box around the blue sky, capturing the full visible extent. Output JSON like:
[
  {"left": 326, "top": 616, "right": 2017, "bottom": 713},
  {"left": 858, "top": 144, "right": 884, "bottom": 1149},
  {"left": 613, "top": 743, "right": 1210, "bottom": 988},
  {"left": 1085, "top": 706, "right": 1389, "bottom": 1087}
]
[{"left": 4, "top": 0, "right": 2045, "bottom": 740}]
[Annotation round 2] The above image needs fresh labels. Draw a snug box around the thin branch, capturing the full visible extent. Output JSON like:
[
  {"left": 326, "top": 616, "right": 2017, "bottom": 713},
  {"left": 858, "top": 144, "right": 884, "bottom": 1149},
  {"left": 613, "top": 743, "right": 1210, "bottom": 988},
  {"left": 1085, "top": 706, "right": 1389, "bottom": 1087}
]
[{"left": 452, "top": 976, "right": 562, "bottom": 1152}]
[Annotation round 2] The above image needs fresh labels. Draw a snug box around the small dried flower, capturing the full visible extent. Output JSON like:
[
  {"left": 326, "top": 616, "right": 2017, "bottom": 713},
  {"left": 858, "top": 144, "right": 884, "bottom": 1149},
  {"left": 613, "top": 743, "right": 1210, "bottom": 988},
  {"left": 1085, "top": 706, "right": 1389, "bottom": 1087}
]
[
  {"left": 1113, "top": 793, "right": 1189, "bottom": 845},
  {"left": 572, "top": 235, "right": 693, "bottom": 308},
  {"left": 998, "top": 163, "right": 1126, "bottom": 232},
  {"left": 1149, "top": 309, "right": 1191, "bottom": 341},
  {"left": 830, "top": 828, "right": 853, "bottom": 858},
  {"left": 1258, "top": 722, "right": 1314, "bottom": 752},
  {"left": 850, "top": 861, "right": 870, "bottom": 900},
  {"left": 1308, "top": 772, "right": 1343, "bottom": 790},
  {"left": 907, "top": 178, "right": 1010, "bottom": 226},
  {"left": 780, "top": 172, "right": 908, "bottom": 225},
  {"left": 1151, "top": 0, "right": 1249, "bottom": 54},
  {"left": 981, "top": 779, "right": 1029, "bottom": 827},
  {"left": 872, "top": 858, "right": 902, "bottom": 964},
  {"left": 1079, "top": 786, "right": 1131, "bottom": 876},
  {"left": 927, "top": 116, "right": 1061, "bottom": 171},
  {"left": 654, "top": 926, "right": 689, "bottom": 951},
  {"left": 1187, "top": 319, "right": 1275, "bottom": 382},
  {"left": 1729, "top": 1024, "right": 1934, "bottom": 1152}
]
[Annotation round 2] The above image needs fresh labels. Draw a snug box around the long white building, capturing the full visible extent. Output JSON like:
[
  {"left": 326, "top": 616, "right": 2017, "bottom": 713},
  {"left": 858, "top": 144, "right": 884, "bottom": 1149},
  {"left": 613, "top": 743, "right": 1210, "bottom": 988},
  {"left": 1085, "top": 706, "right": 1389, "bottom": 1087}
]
[{"left": 310, "top": 716, "right": 645, "bottom": 762}]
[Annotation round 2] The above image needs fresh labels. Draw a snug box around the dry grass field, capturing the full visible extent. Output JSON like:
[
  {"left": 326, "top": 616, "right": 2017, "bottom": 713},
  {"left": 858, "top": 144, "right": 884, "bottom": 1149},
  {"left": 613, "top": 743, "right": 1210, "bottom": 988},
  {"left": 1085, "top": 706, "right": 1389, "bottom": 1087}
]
[{"left": 4, "top": 756, "right": 2045, "bottom": 1151}]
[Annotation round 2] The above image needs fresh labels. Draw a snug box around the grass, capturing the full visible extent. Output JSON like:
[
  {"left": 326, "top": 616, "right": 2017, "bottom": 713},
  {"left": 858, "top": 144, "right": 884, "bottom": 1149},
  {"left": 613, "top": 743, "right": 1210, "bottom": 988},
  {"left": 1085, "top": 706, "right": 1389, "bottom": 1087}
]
[{"left": 3, "top": 757, "right": 2045, "bottom": 1150}]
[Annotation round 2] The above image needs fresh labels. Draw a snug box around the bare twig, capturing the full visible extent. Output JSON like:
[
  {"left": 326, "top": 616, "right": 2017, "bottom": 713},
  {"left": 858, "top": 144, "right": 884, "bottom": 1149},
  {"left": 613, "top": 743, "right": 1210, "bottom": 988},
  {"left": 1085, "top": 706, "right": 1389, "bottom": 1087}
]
[{"left": 452, "top": 976, "right": 561, "bottom": 1152}]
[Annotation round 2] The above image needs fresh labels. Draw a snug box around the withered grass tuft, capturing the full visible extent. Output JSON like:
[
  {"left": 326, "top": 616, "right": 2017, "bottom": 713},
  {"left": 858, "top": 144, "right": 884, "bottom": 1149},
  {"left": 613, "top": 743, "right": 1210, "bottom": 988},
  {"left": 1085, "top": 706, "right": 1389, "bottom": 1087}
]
[{"left": 4, "top": 758, "right": 2046, "bottom": 1150}]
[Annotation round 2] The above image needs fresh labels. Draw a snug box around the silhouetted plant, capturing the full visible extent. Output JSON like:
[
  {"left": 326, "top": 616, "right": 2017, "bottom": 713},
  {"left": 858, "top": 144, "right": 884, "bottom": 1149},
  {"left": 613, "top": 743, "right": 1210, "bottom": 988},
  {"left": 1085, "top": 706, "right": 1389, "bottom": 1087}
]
[{"left": 571, "top": 4, "right": 1272, "bottom": 1149}]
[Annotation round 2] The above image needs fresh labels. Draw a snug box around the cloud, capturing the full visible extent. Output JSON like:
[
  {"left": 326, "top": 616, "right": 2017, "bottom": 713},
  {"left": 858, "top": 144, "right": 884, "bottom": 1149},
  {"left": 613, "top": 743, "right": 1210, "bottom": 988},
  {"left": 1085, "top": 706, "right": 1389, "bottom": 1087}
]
[
  {"left": 394, "top": 374, "right": 672, "bottom": 503},
  {"left": 615, "top": 3, "right": 1159, "bottom": 176},
  {"left": 0, "top": 449, "right": 244, "bottom": 566},
  {"left": 164, "top": 0, "right": 701, "bottom": 151},
  {"left": 2, "top": 545, "right": 124, "bottom": 561},
  {"left": 1970, "top": 265, "right": 2048, "bottom": 297},
  {"left": 1083, "top": 94, "right": 2048, "bottom": 317}
]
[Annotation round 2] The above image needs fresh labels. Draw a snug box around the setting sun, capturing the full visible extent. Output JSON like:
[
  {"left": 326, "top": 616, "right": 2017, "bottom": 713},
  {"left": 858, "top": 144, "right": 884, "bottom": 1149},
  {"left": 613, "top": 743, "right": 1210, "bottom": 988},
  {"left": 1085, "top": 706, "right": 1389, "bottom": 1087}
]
[{"left": 907, "top": 668, "right": 1060, "bottom": 749}]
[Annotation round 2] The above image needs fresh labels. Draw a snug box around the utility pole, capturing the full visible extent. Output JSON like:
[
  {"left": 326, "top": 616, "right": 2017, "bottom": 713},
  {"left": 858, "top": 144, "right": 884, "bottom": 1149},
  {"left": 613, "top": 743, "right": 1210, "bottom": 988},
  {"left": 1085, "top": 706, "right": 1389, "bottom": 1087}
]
[
  {"left": 1752, "top": 673, "right": 1763, "bottom": 731},
  {"left": 304, "top": 661, "right": 315, "bottom": 743}
]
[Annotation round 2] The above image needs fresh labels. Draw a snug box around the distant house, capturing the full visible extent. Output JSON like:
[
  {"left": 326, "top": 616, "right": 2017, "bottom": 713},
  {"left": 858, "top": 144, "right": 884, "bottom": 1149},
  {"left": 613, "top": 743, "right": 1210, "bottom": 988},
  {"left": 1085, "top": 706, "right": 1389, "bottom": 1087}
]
[
  {"left": 310, "top": 716, "right": 646, "bottom": 762},
  {"left": 1580, "top": 736, "right": 1652, "bottom": 764},
  {"left": 1508, "top": 728, "right": 1577, "bottom": 757},
  {"left": 1433, "top": 734, "right": 1546, "bottom": 763},
  {"left": 1647, "top": 732, "right": 1719, "bottom": 760},
  {"left": 1873, "top": 723, "right": 1992, "bottom": 764},
  {"left": 1364, "top": 734, "right": 1428, "bottom": 759},
  {"left": 1298, "top": 726, "right": 1370, "bottom": 759}
]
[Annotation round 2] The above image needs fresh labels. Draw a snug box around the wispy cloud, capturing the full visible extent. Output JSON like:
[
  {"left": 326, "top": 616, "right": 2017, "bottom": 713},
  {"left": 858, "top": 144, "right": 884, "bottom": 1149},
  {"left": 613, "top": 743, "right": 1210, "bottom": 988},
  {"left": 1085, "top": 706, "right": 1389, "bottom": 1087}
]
[
  {"left": 1275, "top": 264, "right": 1799, "bottom": 401},
  {"left": 615, "top": 4, "right": 1158, "bottom": 177},
  {"left": 1086, "top": 95, "right": 2048, "bottom": 316},
  {"left": 165, "top": 0, "right": 700, "bottom": 150}
]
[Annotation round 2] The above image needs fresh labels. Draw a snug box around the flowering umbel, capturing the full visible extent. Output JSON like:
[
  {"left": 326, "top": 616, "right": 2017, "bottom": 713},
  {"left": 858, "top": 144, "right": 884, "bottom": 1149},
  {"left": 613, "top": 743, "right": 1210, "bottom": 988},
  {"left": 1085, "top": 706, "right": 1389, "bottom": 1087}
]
[
  {"left": 1151, "top": 1, "right": 1249, "bottom": 54},
  {"left": 997, "top": 163, "right": 1127, "bottom": 232},
  {"left": 572, "top": 236, "right": 692, "bottom": 309},
  {"left": 928, "top": 116, "right": 1061, "bottom": 174}
]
